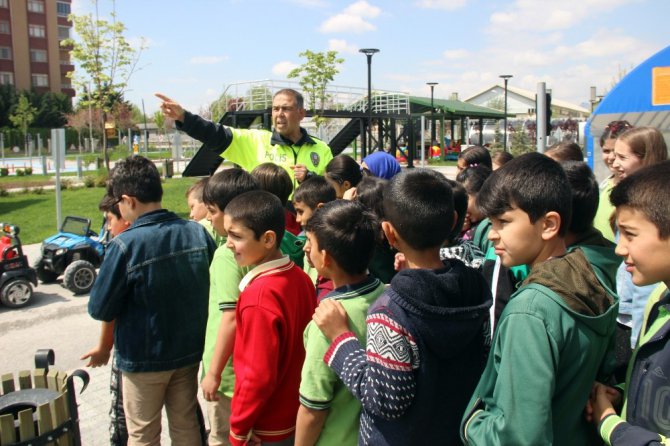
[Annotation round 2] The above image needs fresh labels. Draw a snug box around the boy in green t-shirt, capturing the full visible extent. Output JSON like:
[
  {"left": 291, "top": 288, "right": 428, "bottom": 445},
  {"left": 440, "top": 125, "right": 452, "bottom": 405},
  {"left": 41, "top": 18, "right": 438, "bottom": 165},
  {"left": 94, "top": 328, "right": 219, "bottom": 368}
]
[
  {"left": 200, "top": 168, "right": 259, "bottom": 446},
  {"left": 296, "top": 200, "right": 384, "bottom": 445}
]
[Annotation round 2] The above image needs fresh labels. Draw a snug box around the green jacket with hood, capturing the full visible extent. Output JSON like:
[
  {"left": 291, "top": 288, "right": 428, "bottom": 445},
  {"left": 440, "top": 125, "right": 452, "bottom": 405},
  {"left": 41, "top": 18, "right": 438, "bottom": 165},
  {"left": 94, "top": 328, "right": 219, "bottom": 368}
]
[{"left": 461, "top": 247, "right": 619, "bottom": 446}]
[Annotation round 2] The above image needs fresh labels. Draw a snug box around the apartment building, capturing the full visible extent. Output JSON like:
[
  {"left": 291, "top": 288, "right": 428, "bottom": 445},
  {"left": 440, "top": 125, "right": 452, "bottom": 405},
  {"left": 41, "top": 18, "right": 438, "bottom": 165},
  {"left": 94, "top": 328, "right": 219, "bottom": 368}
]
[{"left": 0, "top": 0, "right": 74, "bottom": 97}]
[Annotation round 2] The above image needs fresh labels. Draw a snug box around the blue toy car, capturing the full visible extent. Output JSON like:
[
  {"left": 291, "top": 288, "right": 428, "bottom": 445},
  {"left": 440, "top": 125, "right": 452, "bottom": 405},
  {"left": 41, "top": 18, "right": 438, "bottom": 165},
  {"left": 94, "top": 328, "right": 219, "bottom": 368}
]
[
  {"left": 0, "top": 223, "right": 38, "bottom": 308},
  {"left": 35, "top": 216, "right": 107, "bottom": 295}
]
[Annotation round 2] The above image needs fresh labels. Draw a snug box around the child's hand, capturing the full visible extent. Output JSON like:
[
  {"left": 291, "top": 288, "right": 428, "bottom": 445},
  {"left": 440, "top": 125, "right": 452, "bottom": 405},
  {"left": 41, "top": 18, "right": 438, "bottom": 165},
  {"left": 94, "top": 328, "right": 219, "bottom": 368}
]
[
  {"left": 313, "top": 299, "right": 349, "bottom": 342},
  {"left": 80, "top": 345, "right": 111, "bottom": 367},
  {"left": 394, "top": 252, "right": 408, "bottom": 271},
  {"left": 201, "top": 372, "right": 222, "bottom": 402},
  {"left": 588, "top": 382, "right": 620, "bottom": 424}
]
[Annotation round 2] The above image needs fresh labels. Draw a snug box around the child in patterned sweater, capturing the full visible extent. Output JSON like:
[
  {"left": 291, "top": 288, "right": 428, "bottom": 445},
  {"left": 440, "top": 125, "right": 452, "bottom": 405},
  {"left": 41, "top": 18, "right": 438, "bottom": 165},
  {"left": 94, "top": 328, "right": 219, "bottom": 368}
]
[{"left": 313, "top": 169, "right": 492, "bottom": 445}]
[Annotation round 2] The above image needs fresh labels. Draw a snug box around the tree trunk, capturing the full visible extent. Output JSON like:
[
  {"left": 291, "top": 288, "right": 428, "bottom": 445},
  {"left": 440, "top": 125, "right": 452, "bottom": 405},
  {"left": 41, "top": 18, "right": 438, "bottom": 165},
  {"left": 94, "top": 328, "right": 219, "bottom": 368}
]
[{"left": 102, "top": 111, "right": 110, "bottom": 171}]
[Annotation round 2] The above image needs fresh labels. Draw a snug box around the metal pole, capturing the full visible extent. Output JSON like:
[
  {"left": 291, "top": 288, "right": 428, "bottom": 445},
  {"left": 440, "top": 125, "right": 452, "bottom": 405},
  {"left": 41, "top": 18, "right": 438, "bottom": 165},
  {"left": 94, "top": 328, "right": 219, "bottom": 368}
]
[
  {"left": 142, "top": 99, "right": 149, "bottom": 154},
  {"left": 499, "top": 74, "right": 513, "bottom": 151},
  {"left": 536, "top": 82, "right": 547, "bottom": 153},
  {"left": 360, "top": 49, "right": 379, "bottom": 158},
  {"left": 420, "top": 115, "right": 426, "bottom": 167},
  {"left": 52, "top": 129, "right": 64, "bottom": 230},
  {"left": 427, "top": 82, "right": 438, "bottom": 144}
]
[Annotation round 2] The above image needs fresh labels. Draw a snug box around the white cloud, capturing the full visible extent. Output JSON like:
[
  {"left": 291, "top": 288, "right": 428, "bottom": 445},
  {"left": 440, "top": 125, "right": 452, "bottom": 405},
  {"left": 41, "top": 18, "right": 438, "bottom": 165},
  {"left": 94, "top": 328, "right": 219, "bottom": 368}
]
[
  {"left": 489, "top": 0, "right": 638, "bottom": 33},
  {"left": 272, "top": 61, "right": 299, "bottom": 76},
  {"left": 319, "top": 1, "right": 381, "bottom": 33},
  {"left": 443, "top": 49, "right": 469, "bottom": 60},
  {"left": 414, "top": 0, "right": 468, "bottom": 10},
  {"left": 189, "top": 56, "right": 227, "bottom": 65},
  {"left": 328, "top": 39, "right": 359, "bottom": 54}
]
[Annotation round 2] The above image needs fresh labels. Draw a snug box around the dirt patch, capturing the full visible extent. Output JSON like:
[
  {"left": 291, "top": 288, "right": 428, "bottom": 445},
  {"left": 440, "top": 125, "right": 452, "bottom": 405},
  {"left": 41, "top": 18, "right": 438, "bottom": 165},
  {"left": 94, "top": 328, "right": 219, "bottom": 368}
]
[{"left": 0, "top": 179, "right": 55, "bottom": 189}]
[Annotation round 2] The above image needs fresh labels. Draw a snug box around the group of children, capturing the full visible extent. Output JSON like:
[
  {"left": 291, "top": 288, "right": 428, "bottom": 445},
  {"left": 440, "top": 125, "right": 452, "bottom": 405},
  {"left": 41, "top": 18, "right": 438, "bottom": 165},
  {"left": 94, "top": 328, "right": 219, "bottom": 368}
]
[{"left": 84, "top": 132, "right": 670, "bottom": 445}]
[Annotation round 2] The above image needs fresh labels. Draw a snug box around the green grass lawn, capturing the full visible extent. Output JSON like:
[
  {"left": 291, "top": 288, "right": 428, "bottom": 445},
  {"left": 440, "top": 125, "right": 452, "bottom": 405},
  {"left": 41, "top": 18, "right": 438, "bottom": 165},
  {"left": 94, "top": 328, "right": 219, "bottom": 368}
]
[{"left": 0, "top": 177, "right": 199, "bottom": 245}]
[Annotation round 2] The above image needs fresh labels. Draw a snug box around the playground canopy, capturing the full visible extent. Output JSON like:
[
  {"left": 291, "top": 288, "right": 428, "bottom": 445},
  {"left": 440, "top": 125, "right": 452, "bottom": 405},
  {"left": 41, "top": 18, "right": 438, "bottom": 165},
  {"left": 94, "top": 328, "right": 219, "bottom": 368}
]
[{"left": 586, "top": 45, "right": 670, "bottom": 182}]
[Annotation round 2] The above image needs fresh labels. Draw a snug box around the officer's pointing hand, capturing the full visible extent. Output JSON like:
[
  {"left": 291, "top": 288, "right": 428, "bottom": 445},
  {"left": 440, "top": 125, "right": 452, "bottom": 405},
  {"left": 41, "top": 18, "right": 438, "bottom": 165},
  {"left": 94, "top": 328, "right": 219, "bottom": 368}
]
[{"left": 155, "top": 93, "right": 185, "bottom": 123}]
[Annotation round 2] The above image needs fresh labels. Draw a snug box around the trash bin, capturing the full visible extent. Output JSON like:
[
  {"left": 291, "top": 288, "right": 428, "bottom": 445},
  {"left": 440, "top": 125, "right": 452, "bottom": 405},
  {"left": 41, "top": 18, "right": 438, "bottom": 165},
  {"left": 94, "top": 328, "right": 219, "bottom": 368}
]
[
  {"left": 96, "top": 157, "right": 103, "bottom": 170},
  {"left": 163, "top": 159, "right": 173, "bottom": 178}
]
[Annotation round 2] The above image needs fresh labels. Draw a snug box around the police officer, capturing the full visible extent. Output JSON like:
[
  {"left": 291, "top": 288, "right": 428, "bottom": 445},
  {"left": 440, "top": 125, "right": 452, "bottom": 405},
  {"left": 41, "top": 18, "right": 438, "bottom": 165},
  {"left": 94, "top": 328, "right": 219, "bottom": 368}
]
[{"left": 156, "top": 89, "right": 333, "bottom": 190}]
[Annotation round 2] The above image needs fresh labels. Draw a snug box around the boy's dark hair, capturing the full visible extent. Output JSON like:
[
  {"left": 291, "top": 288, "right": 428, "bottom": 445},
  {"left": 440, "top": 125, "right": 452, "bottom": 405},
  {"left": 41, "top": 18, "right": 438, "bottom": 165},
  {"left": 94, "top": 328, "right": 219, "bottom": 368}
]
[
  {"left": 293, "top": 176, "right": 336, "bottom": 209},
  {"left": 325, "top": 154, "right": 363, "bottom": 187},
  {"left": 610, "top": 160, "right": 670, "bottom": 239},
  {"left": 109, "top": 156, "right": 162, "bottom": 203},
  {"left": 185, "top": 177, "right": 208, "bottom": 201},
  {"left": 251, "top": 162, "right": 293, "bottom": 206},
  {"left": 354, "top": 176, "right": 387, "bottom": 220},
  {"left": 446, "top": 179, "right": 467, "bottom": 245},
  {"left": 306, "top": 200, "right": 379, "bottom": 275},
  {"left": 491, "top": 150, "right": 514, "bottom": 167},
  {"left": 458, "top": 145, "right": 492, "bottom": 170},
  {"left": 477, "top": 152, "right": 572, "bottom": 237},
  {"left": 545, "top": 142, "right": 583, "bottom": 162},
  {"left": 561, "top": 161, "right": 599, "bottom": 234},
  {"left": 203, "top": 168, "right": 259, "bottom": 211},
  {"left": 99, "top": 194, "right": 121, "bottom": 219},
  {"left": 456, "top": 165, "right": 492, "bottom": 195},
  {"left": 225, "top": 190, "right": 285, "bottom": 248},
  {"left": 383, "top": 169, "right": 454, "bottom": 250}
]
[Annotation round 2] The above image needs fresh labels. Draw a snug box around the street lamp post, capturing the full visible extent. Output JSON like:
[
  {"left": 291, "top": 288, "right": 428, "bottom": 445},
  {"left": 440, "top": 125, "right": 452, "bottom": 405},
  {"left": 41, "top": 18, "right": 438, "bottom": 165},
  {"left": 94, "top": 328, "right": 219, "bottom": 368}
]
[
  {"left": 360, "top": 48, "right": 379, "bottom": 158},
  {"left": 499, "top": 74, "right": 513, "bottom": 152},
  {"left": 427, "top": 82, "right": 438, "bottom": 145}
]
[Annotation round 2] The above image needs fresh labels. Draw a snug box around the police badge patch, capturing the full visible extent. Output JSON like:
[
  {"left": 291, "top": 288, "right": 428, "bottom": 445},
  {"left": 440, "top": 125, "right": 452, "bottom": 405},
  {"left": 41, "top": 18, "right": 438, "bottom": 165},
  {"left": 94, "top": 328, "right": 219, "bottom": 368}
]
[{"left": 310, "top": 152, "right": 320, "bottom": 167}]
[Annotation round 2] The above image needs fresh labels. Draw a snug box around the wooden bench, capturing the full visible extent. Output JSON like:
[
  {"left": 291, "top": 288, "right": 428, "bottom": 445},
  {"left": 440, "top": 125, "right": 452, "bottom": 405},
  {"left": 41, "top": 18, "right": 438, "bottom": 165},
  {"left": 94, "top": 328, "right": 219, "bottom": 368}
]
[{"left": 0, "top": 350, "right": 89, "bottom": 446}]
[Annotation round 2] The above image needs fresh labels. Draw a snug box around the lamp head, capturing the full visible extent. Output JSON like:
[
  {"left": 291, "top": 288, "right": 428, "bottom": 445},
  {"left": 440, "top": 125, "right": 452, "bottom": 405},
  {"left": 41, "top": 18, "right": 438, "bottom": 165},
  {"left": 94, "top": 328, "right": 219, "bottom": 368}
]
[{"left": 359, "top": 48, "right": 380, "bottom": 56}]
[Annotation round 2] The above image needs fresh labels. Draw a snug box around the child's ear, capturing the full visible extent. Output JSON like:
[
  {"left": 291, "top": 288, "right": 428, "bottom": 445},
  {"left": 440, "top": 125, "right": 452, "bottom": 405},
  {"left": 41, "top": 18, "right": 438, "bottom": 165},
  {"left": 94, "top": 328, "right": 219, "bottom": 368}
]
[
  {"left": 541, "top": 211, "right": 562, "bottom": 240},
  {"left": 316, "top": 202, "right": 325, "bottom": 209},
  {"left": 382, "top": 221, "right": 400, "bottom": 249},
  {"left": 262, "top": 230, "right": 277, "bottom": 247}
]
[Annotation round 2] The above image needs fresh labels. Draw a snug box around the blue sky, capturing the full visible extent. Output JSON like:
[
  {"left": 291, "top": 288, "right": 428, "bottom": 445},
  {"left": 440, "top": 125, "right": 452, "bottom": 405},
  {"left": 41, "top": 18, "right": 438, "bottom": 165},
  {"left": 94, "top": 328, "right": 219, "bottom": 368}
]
[{"left": 71, "top": 0, "right": 669, "bottom": 116}]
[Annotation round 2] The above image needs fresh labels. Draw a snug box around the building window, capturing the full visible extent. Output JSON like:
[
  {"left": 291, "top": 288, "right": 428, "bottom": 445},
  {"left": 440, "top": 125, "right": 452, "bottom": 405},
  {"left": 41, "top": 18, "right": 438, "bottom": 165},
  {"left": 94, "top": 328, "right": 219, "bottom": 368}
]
[
  {"left": 0, "top": 0, "right": 8, "bottom": 8},
  {"left": 30, "top": 49, "right": 48, "bottom": 63},
  {"left": 32, "top": 74, "right": 49, "bottom": 87},
  {"left": 58, "top": 26, "right": 70, "bottom": 40},
  {"left": 29, "top": 24, "right": 46, "bottom": 38},
  {"left": 0, "top": 21, "right": 8, "bottom": 34},
  {"left": 56, "top": 2, "right": 71, "bottom": 17},
  {"left": 0, "top": 72, "right": 13, "bottom": 85},
  {"left": 27, "top": 0, "right": 45, "bottom": 13},
  {"left": 0, "top": 47, "right": 11, "bottom": 60}
]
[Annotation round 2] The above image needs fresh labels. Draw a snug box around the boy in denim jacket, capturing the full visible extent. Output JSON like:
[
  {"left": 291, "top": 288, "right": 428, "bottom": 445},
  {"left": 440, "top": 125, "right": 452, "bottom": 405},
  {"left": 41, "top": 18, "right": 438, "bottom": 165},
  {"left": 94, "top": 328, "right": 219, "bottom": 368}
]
[{"left": 89, "top": 156, "right": 216, "bottom": 445}]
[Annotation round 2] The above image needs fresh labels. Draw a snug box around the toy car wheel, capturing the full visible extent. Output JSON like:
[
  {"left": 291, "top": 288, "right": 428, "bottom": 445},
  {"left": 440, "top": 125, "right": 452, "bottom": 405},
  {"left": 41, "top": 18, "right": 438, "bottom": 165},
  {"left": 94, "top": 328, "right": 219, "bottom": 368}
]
[
  {"left": 34, "top": 256, "right": 59, "bottom": 283},
  {"left": 0, "top": 279, "right": 33, "bottom": 308},
  {"left": 63, "top": 260, "right": 97, "bottom": 295}
]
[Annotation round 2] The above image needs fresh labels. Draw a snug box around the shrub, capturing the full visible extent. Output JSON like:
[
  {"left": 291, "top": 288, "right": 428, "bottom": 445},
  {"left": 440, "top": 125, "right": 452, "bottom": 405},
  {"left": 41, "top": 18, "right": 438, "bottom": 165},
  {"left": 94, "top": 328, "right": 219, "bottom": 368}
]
[
  {"left": 31, "top": 187, "right": 45, "bottom": 195},
  {"left": 84, "top": 176, "right": 96, "bottom": 188},
  {"left": 0, "top": 167, "right": 8, "bottom": 177},
  {"left": 95, "top": 174, "right": 109, "bottom": 188},
  {"left": 0, "top": 186, "right": 8, "bottom": 197},
  {"left": 25, "top": 167, "right": 33, "bottom": 175},
  {"left": 16, "top": 169, "right": 25, "bottom": 176},
  {"left": 60, "top": 178, "right": 74, "bottom": 189}
]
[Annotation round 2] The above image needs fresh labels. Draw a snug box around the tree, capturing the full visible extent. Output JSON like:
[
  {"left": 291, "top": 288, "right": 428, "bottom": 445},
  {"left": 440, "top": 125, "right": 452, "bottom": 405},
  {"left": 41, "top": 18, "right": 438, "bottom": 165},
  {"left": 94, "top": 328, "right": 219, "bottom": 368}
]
[
  {"left": 30, "top": 91, "right": 73, "bottom": 128},
  {"left": 62, "top": 0, "right": 144, "bottom": 169},
  {"left": 9, "top": 95, "right": 37, "bottom": 149},
  {"left": 510, "top": 124, "right": 534, "bottom": 156},
  {"left": 246, "top": 85, "right": 273, "bottom": 111},
  {"left": 486, "top": 97, "right": 505, "bottom": 111},
  {"left": 287, "top": 50, "right": 344, "bottom": 129},
  {"left": 66, "top": 108, "right": 90, "bottom": 151}
]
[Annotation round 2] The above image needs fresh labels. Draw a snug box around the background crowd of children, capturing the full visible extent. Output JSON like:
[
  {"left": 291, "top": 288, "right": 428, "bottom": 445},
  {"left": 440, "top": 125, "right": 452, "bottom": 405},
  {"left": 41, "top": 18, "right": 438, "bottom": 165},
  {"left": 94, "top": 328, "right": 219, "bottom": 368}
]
[{"left": 82, "top": 118, "right": 670, "bottom": 446}]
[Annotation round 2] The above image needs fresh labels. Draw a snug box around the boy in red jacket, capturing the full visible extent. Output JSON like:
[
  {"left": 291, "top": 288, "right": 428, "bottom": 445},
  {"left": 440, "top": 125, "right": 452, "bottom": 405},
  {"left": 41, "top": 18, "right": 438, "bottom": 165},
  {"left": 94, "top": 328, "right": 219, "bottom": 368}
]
[{"left": 224, "top": 190, "right": 316, "bottom": 445}]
